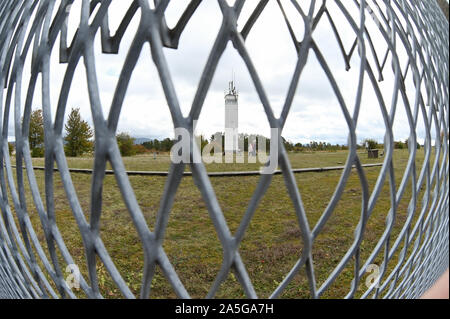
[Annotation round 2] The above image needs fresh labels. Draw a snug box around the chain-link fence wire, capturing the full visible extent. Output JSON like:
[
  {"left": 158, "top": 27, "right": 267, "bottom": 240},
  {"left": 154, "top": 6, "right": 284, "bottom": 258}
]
[{"left": 0, "top": 0, "right": 448, "bottom": 299}]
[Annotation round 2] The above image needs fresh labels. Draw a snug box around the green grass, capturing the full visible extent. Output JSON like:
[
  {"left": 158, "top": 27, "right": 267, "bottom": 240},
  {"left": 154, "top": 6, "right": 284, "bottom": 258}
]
[
  {"left": 7, "top": 148, "right": 437, "bottom": 298},
  {"left": 29, "top": 149, "right": 383, "bottom": 172}
]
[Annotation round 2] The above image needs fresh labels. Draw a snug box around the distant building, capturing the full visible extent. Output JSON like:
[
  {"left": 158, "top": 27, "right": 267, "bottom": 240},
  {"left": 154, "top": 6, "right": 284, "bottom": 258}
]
[{"left": 224, "top": 80, "right": 239, "bottom": 153}]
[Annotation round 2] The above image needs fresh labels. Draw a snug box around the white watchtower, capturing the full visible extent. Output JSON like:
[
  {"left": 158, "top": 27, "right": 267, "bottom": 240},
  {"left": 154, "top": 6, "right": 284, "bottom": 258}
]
[{"left": 224, "top": 80, "right": 239, "bottom": 153}]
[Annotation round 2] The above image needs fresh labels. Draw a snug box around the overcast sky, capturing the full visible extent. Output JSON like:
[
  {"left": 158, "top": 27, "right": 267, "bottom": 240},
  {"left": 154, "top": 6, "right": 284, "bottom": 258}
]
[{"left": 12, "top": 0, "right": 435, "bottom": 145}]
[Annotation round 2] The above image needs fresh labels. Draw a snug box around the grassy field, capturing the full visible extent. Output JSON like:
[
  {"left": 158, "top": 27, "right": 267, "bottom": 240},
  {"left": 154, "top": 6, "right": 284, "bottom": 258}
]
[
  {"left": 6, "top": 148, "right": 438, "bottom": 298},
  {"left": 30, "top": 150, "right": 384, "bottom": 172}
]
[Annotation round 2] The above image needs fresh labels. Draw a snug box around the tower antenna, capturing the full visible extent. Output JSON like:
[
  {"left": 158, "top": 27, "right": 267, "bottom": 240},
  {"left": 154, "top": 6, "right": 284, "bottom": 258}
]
[
  {"left": 232, "top": 69, "right": 235, "bottom": 90},
  {"left": 230, "top": 68, "right": 236, "bottom": 94}
]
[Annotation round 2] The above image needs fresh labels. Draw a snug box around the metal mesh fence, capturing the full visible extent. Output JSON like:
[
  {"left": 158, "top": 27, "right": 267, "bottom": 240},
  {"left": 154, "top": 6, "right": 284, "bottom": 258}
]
[{"left": 0, "top": 0, "right": 448, "bottom": 299}]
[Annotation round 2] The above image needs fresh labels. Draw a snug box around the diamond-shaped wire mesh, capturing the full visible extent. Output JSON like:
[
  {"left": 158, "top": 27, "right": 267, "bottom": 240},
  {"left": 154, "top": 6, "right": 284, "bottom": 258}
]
[{"left": 0, "top": 0, "right": 448, "bottom": 299}]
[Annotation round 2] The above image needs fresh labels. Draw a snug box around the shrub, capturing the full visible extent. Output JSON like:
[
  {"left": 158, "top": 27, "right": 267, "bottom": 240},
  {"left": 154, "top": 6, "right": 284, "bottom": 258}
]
[{"left": 117, "top": 132, "right": 136, "bottom": 156}]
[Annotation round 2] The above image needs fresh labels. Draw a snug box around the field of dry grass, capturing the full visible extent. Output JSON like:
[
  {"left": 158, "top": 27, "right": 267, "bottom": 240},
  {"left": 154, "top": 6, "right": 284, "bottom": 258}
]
[{"left": 6, "top": 148, "right": 436, "bottom": 298}]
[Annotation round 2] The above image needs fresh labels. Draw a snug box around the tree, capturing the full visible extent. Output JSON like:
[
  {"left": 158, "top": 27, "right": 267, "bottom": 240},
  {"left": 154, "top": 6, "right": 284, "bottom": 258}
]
[
  {"left": 153, "top": 139, "right": 160, "bottom": 151},
  {"left": 160, "top": 138, "right": 174, "bottom": 152},
  {"left": 64, "top": 107, "right": 93, "bottom": 157},
  {"left": 199, "top": 135, "right": 209, "bottom": 152},
  {"left": 394, "top": 141, "right": 405, "bottom": 149},
  {"left": 116, "top": 132, "right": 136, "bottom": 156},
  {"left": 8, "top": 142, "right": 14, "bottom": 156},
  {"left": 403, "top": 137, "right": 422, "bottom": 150},
  {"left": 28, "top": 109, "right": 45, "bottom": 157},
  {"left": 142, "top": 140, "right": 153, "bottom": 150},
  {"left": 363, "top": 138, "right": 378, "bottom": 150},
  {"left": 282, "top": 137, "right": 294, "bottom": 151}
]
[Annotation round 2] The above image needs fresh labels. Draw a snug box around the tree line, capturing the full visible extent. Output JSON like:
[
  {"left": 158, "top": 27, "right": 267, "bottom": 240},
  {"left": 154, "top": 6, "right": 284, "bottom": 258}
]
[
  {"left": 13, "top": 108, "right": 147, "bottom": 158},
  {"left": 14, "top": 108, "right": 423, "bottom": 158},
  {"left": 142, "top": 133, "right": 347, "bottom": 153},
  {"left": 21, "top": 108, "right": 174, "bottom": 157},
  {"left": 362, "top": 138, "right": 421, "bottom": 150},
  {"left": 26, "top": 107, "right": 94, "bottom": 157}
]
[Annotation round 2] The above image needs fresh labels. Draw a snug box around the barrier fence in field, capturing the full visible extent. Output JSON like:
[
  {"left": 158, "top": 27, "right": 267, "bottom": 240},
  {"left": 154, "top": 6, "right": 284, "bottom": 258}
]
[
  {"left": 0, "top": 0, "right": 448, "bottom": 299},
  {"left": 9, "top": 163, "right": 384, "bottom": 176}
]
